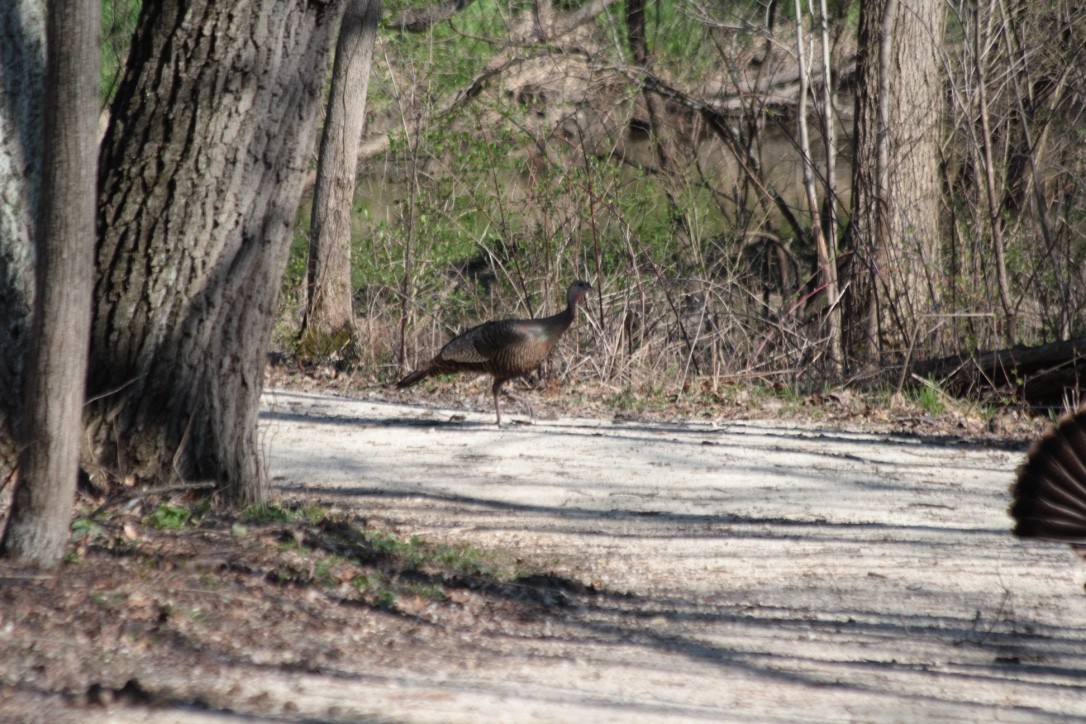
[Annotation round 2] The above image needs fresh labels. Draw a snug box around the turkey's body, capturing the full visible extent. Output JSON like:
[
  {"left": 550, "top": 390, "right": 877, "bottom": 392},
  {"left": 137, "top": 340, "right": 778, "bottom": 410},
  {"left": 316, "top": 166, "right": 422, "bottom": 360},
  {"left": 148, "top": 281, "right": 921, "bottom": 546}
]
[
  {"left": 1010, "top": 408, "right": 1086, "bottom": 561},
  {"left": 396, "top": 281, "right": 592, "bottom": 425}
]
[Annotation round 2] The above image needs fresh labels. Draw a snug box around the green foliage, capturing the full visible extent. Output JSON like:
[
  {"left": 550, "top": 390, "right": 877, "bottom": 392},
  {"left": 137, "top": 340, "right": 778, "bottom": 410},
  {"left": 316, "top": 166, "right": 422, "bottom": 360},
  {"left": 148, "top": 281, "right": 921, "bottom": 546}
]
[
  {"left": 275, "top": 0, "right": 1086, "bottom": 398},
  {"left": 377, "top": 0, "right": 512, "bottom": 109},
  {"left": 593, "top": 0, "right": 715, "bottom": 77},
  {"left": 609, "top": 385, "right": 660, "bottom": 413},
  {"left": 360, "top": 528, "right": 506, "bottom": 578},
  {"left": 101, "top": 0, "right": 141, "bottom": 102},
  {"left": 280, "top": 212, "right": 311, "bottom": 312},
  {"left": 149, "top": 503, "right": 192, "bottom": 530},
  {"left": 242, "top": 502, "right": 291, "bottom": 524},
  {"left": 184, "top": 607, "right": 208, "bottom": 624},
  {"left": 346, "top": 530, "right": 506, "bottom": 608},
  {"left": 71, "top": 515, "right": 106, "bottom": 542},
  {"left": 234, "top": 505, "right": 519, "bottom": 610}
]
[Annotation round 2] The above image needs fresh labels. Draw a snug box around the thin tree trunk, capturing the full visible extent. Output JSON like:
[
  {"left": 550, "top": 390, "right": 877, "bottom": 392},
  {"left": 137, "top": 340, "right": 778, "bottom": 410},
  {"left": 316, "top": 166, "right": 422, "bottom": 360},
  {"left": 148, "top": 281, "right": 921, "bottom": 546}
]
[
  {"left": 625, "top": 0, "right": 692, "bottom": 253},
  {"left": 973, "top": 1, "right": 1015, "bottom": 343},
  {"left": 2, "top": 0, "right": 98, "bottom": 566},
  {"left": 794, "top": 0, "right": 843, "bottom": 376},
  {"left": 880, "top": 0, "right": 946, "bottom": 349},
  {"left": 86, "top": 0, "right": 344, "bottom": 505},
  {"left": 302, "top": 0, "right": 381, "bottom": 356}
]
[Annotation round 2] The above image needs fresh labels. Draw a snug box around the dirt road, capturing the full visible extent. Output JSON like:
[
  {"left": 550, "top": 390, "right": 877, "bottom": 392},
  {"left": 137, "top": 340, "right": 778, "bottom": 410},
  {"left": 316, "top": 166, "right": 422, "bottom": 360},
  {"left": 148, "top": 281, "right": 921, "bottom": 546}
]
[{"left": 257, "top": 389, "right": 1086, "bottom": 721}]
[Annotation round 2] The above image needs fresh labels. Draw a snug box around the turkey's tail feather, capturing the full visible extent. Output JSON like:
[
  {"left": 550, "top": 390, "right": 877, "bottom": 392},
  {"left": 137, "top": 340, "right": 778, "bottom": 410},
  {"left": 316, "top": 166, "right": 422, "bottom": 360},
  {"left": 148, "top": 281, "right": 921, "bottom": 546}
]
[
  {"left": 396, "top": 366, "right": 432, "bottom": 389},
  {"left": 1010, "top": 409, "right": 1086, "bottom": 558}
]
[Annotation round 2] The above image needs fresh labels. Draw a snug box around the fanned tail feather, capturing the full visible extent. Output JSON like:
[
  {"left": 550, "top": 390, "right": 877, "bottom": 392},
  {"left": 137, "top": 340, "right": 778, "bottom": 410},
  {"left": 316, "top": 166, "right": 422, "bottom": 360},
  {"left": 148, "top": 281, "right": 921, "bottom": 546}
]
[{"left": 1011, "top": 409, "right": 1086, "bottom": 550}]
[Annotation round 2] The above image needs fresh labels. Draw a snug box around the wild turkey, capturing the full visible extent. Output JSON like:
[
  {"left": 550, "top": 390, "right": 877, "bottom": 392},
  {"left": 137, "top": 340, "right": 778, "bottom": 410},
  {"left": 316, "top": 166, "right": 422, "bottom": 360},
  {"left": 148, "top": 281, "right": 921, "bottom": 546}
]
[
  {"left": 1010, "top": 408, "right": 1086, "bottom": 561},
  {"left": 396, "top": 280, "right": 593, "bottom": 425}
]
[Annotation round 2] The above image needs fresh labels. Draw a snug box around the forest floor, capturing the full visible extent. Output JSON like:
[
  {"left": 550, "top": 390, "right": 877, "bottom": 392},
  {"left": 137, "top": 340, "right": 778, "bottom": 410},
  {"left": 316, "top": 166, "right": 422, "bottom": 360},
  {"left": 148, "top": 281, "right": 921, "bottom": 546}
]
[{"left": 2, "top": 374, "right": 1086, "bottom": 722}]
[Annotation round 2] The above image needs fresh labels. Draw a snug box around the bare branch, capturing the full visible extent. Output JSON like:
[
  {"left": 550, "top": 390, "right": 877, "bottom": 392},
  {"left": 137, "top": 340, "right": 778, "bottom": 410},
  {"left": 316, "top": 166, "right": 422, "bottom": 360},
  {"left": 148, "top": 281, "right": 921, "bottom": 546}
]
[{"left": 386, "top": 0, "right": 475, "bottom": 33}]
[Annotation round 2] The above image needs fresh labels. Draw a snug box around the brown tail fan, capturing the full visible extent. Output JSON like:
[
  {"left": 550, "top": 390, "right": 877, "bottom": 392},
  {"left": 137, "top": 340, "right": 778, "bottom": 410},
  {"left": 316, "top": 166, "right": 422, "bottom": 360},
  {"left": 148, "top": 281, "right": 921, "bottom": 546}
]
[{"left": 1010, "top": 408, "right": 1086, "bottom": 560}]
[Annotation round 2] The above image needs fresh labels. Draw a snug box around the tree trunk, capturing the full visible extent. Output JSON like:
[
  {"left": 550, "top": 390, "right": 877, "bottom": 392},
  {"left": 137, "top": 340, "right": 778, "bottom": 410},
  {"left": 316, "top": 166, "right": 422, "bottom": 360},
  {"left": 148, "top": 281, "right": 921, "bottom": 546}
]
[
  {"left": 2, "top": 0, "right": 98, "bottom": 566},
  {"left": 843, "top": 0, "right": 946, "bottom": 366},
  {"left": 624, "top": 0, "right": 692, "bottom": 253},
  {"left": 794, "top": 0, "right": 844, "bottom": 377},
  {"left": 301, "top": 0, "right": 381, "bottom": 358},
  {"left": 86, "top": 0, "right": 344, "bottom": 506},
  {"left": 0, "top": 0, "right": 45, "bottom": 474},
  {"left": 972, "top": 1, "right": 1015, "bottom": 344}
]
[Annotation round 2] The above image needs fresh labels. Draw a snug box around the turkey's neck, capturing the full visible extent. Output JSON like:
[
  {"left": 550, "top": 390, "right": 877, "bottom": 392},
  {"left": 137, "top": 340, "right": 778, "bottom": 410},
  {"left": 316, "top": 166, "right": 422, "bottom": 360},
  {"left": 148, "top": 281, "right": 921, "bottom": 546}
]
[{"left": 543, "top": 296, "right": 579, "bottom": 332}]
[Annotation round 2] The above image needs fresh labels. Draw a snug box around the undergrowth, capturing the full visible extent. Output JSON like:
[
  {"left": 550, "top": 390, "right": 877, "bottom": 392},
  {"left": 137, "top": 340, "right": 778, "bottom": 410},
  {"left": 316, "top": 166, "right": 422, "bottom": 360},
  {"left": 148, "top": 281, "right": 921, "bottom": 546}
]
[{"left": 66, "top": 497, "right": 538, "bottom": 615}]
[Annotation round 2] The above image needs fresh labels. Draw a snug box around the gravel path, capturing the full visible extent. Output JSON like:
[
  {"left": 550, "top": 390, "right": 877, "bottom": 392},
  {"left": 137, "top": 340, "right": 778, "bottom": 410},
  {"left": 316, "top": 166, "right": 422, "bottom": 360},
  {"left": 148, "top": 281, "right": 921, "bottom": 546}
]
[{"left": 258, "top": 389, "right": 1086, "bottom": 722}]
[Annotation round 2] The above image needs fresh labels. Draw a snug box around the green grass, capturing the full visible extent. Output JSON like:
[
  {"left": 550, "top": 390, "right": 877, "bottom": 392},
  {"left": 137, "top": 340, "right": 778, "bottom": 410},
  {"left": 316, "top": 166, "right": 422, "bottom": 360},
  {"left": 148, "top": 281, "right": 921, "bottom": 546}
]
[
  {"left": 906, "top": 377, "right": 947, "bottom": 416},
  {"left": 378, "top": 0, "right": 514, "bottom": 106},
  {"left": 236, "top": 502, "right": 523, "bottom": 610},
  {"left": 242, "top": 501, "right": 330, "bottom": 525},
  {"left": 361, "top": 528, "right": 507, "bottom": 578}
]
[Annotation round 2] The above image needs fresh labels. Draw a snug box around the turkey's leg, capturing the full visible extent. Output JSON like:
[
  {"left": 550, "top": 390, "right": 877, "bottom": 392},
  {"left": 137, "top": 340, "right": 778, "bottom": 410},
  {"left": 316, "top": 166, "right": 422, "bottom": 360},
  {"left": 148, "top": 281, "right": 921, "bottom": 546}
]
[{"left": 491, "top": 380, "right": 503, "bottom": 426}]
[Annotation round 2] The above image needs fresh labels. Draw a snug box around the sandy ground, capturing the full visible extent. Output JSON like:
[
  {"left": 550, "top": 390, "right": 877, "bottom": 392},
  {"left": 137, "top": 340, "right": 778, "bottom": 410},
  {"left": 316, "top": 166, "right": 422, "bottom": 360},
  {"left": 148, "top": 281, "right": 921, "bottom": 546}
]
[{"left": 249, "top": 388, "right": 1086, "bottom": 722}]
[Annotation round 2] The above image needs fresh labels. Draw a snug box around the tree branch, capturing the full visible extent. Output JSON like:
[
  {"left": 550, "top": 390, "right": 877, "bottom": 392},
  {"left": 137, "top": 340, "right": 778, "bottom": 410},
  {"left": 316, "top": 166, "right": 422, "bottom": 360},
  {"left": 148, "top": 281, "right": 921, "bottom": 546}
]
[{"left": 386, "top": 0, "right": 475, "bottom": 33}]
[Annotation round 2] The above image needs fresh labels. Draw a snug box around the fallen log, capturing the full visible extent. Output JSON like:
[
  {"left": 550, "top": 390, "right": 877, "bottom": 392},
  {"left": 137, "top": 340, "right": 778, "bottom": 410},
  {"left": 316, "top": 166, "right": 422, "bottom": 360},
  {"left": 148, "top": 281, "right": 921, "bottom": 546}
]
[{"left": 911, "top": 336, "right": 1086, "bottom": 406}]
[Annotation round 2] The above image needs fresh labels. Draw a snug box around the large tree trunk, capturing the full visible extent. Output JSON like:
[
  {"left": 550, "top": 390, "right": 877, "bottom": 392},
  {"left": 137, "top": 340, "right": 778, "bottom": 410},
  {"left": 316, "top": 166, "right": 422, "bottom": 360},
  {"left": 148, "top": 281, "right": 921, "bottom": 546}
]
[
  {"left": 301, "top": 0, "right": 381, "bottom": 358},
  {"left": 843, "top": 0, "right": 946, "bottom": 366},
  {"left": 0, "top": 1, "right": 45, "bottom": 474},
  {"left": 86, "top": 0, "right": 344, "bottom": 505}
]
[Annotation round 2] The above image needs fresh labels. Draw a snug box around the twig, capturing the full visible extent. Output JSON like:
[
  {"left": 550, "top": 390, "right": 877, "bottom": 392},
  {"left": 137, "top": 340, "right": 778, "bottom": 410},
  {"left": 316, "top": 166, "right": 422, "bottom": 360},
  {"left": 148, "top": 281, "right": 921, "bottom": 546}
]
[{"left": 133, "top": 481, "right": 217, "bottom": 497}]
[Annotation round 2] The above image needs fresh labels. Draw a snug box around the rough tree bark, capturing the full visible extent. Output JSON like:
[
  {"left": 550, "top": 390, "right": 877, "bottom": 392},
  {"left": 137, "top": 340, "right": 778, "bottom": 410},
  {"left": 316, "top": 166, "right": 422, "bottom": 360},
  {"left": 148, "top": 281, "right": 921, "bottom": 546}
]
[
  {"left": 301, "top": 0, "right": 381, "bottom": 358},
  {"left": 1, "top": 0, "right": 98, "bottom": 565},
  {"left": 0, "top": 1, "right": 45, "bottom": 474},
  {"left": 843, "top": 0, "right": 946, "bottom": 366},
  {"left": 85, "top": 0, "right": 345, "bottom": 505}
]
